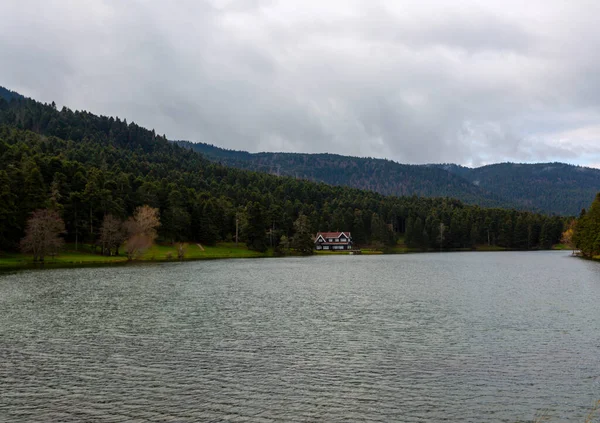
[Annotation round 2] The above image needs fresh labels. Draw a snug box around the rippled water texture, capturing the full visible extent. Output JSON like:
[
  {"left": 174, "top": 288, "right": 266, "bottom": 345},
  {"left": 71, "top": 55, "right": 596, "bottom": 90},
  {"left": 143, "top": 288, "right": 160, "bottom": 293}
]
[{"left": 1, "top": 251, "right": 600, "bottom": 422}]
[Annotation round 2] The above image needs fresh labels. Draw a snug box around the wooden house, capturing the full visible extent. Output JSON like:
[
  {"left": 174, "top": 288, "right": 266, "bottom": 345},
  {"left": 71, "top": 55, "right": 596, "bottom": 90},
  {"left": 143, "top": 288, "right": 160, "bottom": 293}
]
[{"left": 314, "top": 231, "right": 353, "bottom": 250}]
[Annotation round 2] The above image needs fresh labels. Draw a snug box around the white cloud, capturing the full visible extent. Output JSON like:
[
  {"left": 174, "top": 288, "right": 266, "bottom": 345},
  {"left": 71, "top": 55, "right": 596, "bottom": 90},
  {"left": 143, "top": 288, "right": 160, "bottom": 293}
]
[{"left": 1, "top": 0, "right": 600, "bottom": 166}]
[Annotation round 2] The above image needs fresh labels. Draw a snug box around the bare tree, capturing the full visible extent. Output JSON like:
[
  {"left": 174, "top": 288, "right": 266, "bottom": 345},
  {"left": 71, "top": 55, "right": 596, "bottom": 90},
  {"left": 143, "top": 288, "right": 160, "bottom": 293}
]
[
  {"left": 20, "top": 209, "right": 66, "bottom": 262},
  {"left": 137, "top": 205, "right": 161, "bottom": 240},
  {"left": 99, "top": 214, "right": 125, "bottom": 256},
  {"left": 124, "top": 233, "right": 153, "bottom": 260},
  {"left": 176, "top": 242, "right": 188, "bottom": 260},
  {"left": 123, "top": 205, "right": 161, "bottom": 260}
]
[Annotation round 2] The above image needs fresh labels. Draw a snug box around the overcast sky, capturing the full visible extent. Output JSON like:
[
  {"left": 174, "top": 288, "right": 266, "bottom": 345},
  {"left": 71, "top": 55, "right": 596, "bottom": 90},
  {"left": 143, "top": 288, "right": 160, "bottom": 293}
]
[{"left": 2, "top": 0, "right": 600, "bottom": 167}]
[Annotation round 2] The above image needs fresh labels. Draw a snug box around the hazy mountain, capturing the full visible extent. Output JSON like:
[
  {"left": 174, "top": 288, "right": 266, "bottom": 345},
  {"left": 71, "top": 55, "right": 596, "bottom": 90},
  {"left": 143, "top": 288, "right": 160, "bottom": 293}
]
[
  {"left": 0, "top": 86, "right": 23, "bottom": 102},
  {"left": 441, "top": 162, "right": 598, "bottom": 215},
  {"left": 175, "top": 141, "right": 512, "bottom": 207},
  {"left": 177, "top": 141, "right": 599, "bottom": 215}
]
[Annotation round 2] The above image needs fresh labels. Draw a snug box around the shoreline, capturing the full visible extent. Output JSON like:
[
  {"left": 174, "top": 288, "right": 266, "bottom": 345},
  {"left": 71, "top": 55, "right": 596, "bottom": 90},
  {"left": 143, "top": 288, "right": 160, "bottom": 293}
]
[
  {"left": 0, "top": 242, "right": 270, "bottom": 272},
  {"left": 0, "top": 243, "right": 573, "bottom": 272}
]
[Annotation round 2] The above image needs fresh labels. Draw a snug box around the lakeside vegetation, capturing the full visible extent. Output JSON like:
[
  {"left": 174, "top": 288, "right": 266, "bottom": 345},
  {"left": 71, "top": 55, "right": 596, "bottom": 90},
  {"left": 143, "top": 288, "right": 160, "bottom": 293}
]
[
  {"left": 572, "top": 193, "right": 600, "bottom": 259},
  {"left": 0, "top": 242, "right": 271, "bottom": 270},
  {"left": 0, "top": 88, "right": 568, "bottom": 266},
  {"left": 1, "top": 240, "right": 573, "bottom": 271}
]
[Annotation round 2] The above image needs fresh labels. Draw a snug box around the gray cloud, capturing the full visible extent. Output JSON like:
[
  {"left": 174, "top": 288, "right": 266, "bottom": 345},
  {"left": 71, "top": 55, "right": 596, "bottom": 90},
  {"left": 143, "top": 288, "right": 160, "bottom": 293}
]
[{"left": 2, "top": 0, "right": 600, "bottom": 167}]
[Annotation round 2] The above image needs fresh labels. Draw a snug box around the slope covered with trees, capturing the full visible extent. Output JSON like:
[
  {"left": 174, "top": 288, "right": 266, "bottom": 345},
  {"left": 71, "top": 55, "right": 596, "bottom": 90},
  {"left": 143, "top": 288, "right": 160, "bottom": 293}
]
[
  {"left": 573, "top": 194, "right": 600, "bottom": 257},
  {"left": 0, "top": 87, "right": 23, "bottom": 102},
  {"left": 0, "top": 87, "right": 565, "bottom": 254},
  {"left": 176, "top": 141, "right": 509, "bottom": 208},
  {"left": 444, "top": 163, "right": 599, "bottom": 216},
  {"left": 178, "top": 141, "right": 599, "bottom": 215}
]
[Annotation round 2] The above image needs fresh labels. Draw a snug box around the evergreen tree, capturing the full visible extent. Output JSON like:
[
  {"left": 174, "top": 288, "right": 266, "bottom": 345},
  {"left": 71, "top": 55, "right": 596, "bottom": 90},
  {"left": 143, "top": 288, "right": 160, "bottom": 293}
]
[
  {"left": 539, "top": 221, "right": 552, "bottom": 250},
  {"left": 513, "top": 216, "right": 528, "bottom": 249},
  {"left": 413, "top": 217, "right": 425, "bottom": 250},
  {"left": 0, "top": 170, "right": 17, "bottom": 249},
  {"left": 291, "top": 214, "right": 314, "bottom": 255},
  {"left": 498, "top": 216, "right": 513, "bottom": 248},
  {"left": 243, "top": 202, "right": 268, "bottom": 252},
  {"left": 404, "top": 216, "right": 415, "bottom": 248},
  {"left": 574, "top": 193, "right": 600, "bottom": 257},
  {"left": 469, "top": 224, "right": 479, "bottom": 249},
  {"left": 352, "top": 210, "right": 367, "bottom": 245}
]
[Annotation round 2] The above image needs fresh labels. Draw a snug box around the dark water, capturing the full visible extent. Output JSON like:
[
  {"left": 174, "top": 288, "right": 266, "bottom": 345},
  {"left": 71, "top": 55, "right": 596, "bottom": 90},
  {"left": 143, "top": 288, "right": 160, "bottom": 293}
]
[{"left": 1, "top": 251, "right": 600, "bottom": 422}]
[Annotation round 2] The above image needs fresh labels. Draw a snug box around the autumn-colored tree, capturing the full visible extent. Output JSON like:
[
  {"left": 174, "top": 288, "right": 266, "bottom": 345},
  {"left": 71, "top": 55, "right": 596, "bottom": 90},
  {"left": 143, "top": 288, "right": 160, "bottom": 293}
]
[
  {"left": 176, "top": 242, "right": 188, "bottom": 260},
  {"left": 20, "top": 209, "right": 66, "bottom": 262},
  {"left": 99, "top": 214, "right": 125, "bottom": 256},
  {"left": 131, "top": 205, "right": 161, "bottom": 239},
  {"left": 123, "top": 205, "right": 161, "bottom": 260},
  {"left": 561, "top": 219, "right": 576, "bottom": 254}
]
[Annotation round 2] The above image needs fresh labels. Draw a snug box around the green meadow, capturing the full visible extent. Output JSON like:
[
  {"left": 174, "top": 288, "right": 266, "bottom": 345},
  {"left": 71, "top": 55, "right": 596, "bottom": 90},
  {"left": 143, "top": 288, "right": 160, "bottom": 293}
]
[{"left": 0, "top": 243, "right": 271, "bottom": 270}]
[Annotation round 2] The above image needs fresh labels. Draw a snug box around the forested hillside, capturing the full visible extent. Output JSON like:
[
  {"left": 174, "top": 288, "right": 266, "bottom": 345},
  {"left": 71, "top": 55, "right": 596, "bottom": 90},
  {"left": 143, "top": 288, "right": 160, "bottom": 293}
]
[
  {"left": 0, "top": 86, "right": 23, "bottom": 102},
  {"left": 0, "top": 88, "right": 565, "bottom": 253},
  {"left": 176, "top": 141, "right": 508, "bottom": 208},
  {"left": 442, "top": 163, "right": 598, "bottom": 216},
  {"left": 178, "top": 141, "right": 599, "bottom": 215}
]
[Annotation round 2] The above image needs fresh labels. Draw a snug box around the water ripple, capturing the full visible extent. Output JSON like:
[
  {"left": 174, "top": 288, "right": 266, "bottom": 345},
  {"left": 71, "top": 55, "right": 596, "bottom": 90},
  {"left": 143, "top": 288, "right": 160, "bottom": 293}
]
[{"left": 1, "top": 252, "right": 599, "bottom": 422}]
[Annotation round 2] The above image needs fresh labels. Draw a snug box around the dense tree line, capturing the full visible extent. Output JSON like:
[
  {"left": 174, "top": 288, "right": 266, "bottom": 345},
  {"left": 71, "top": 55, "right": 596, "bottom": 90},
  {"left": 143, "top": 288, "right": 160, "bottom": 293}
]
[
  {"left": 447, "top": 162, "right": 599, "bottom": 216},
  {"left": 177, "top": 141, "right": 510, "bottom": 208},
  {"left": 0, "top": 92, "right": 565, "bottom": 253},
  {"left": 403, "top": 205, "right": 564, "bottom": 251},
  {"left": 178, "top": 141, "right": 599, "bottom": 215},
  {"left": 573, "top": 194, "right": 600, "bottom": 257}
]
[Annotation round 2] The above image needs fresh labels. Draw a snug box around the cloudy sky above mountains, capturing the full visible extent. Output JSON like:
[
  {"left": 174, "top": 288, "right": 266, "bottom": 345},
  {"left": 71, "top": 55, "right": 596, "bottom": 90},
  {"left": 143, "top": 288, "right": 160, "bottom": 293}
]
[{"left": 2, "top": 0, "right": 600, "bottom": 167}]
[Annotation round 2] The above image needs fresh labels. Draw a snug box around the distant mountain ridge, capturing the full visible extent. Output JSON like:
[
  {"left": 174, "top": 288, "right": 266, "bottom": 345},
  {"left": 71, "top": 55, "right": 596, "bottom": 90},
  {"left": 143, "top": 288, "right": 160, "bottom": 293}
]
[
  {"left": 176, "top": 141, "right": 599, "bottom": 215},
  {"left": 0, "top": 86, "right": 24, "bottom": 102},
  {"left": 439, "top": 162, "right": 598, "bottom": 215}
]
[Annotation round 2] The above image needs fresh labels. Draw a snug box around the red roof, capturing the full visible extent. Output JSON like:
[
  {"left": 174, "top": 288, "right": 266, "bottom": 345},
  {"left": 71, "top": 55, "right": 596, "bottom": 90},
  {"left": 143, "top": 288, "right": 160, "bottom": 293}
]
[{"left": 316, "top": 231, "right": 351, "bottom": 238}]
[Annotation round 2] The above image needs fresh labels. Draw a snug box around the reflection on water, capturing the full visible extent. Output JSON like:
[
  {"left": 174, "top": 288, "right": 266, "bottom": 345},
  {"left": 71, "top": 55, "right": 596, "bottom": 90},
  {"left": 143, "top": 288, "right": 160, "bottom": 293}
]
[{"left": 1, "top": 251, "right": 599, "bottom": 422}]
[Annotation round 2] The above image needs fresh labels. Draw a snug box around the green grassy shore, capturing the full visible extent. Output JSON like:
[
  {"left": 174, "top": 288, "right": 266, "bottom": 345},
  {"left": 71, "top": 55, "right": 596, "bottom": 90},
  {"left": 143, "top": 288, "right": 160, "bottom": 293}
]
[
  {"left": 0, "top": 243, "right": 271, "bottom": 270},
  {"left": 0, "top": 242, "right": 571, "bottom": 271}
]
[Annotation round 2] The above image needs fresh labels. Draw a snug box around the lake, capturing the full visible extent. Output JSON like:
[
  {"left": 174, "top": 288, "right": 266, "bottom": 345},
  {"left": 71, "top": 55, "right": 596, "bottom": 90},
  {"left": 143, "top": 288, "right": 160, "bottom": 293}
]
[{"left": 1, "top": 251, "right": 599, "bottom": 422}]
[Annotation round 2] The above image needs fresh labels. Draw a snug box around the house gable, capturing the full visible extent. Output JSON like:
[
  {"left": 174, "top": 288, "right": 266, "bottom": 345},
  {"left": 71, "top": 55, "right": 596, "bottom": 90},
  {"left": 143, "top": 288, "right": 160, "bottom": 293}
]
[
  {"left": 314, "top": 231, "right": 353, "bottom": 247},
  {"left": 338, "top": 232, "right": 351, "bottom": 241}
]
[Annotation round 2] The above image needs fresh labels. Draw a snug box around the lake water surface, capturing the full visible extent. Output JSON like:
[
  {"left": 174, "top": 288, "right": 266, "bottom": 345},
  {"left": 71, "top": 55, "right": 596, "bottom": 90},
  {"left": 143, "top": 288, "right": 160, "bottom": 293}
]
[{"left": 1, "top": 251, "right": 600, "bottom": 422}]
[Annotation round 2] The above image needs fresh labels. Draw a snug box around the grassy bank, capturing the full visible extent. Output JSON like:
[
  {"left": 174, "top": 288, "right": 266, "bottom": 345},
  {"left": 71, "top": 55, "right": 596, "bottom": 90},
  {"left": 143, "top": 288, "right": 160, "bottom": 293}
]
[
  {"left": 0, "top": 241, "right": 570, "bottom": 271},
  {"left": 0, "top": 242, "right": 271, "bottom": 270}
]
